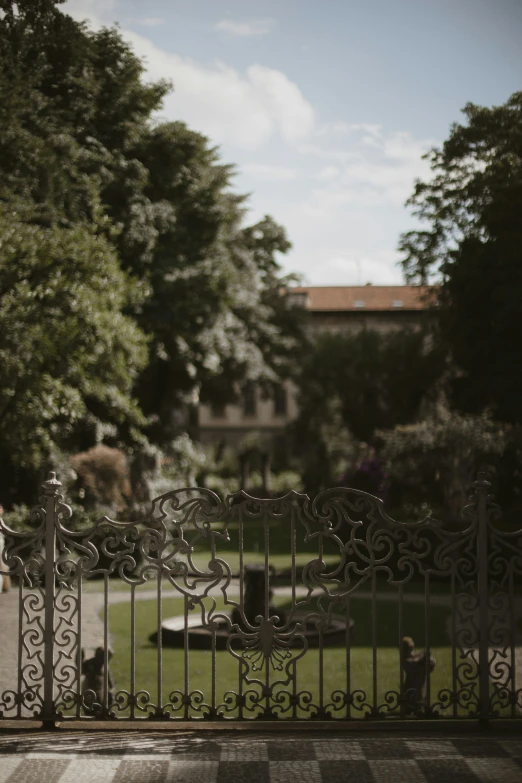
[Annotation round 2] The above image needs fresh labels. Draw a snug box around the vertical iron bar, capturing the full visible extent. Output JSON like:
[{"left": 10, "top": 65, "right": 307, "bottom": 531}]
[
  {"left": 43, "top": 472, "right": 60, "bottom": 729},
  {"left": 157, "top": 570, "right": 162, "bottom": 713},
  {"left": 318, "top": 531, "right": 324, "bottom": 712},
  {"left": 264, "top": 508, "right": 269, "bottom": 618},
  {"left": 17, "top": 579, "right": 23, "bottom": 719},
  {"left": 292, "top": 659, "right": 297, "bottom": 720},
  {"left": 476, "top": 473, "right": 490, "bottom": 725},
  {"left": 372, "top": 570, "right": 377, "bottom": 714},
  {"left": 451, "top": 570, "right": 457, "bottom": 717},
  {"left": 239, "top": 506, "right": 244, "bottom": 613},
  {"left": 290, "top": 507, "right": 296, "bottom": 612},
  {"left": 346, "top": 595, "right": 351, "bottom": 719},
  {"left": 318, "top": 627, "right": 324, "bottom": 711},
  {"left": 239, "top": 660, "right": 244, "bottom": 720},
  {"left": 291, "top": 507, "right": 297, "bottom": 718},
  {"left": 509, "top": 567, "right": 516, "bottom": 718},
  {"left": 76, "top": 567, "right": 82, "bottom": 719},
  {"left": 211, "top": 535, "right": 216, "bottom": 714},
  {"left": 425, "top": 573, "right": 431, "bottom": 712},
  {"left": 130, "top": 584, "right": 136, "bottom": 720},
  {"left": 264, "top": 508, "right": 270, "bottom": 715},
  {"left": 265, "top": 642, "right": 270, "bottom": 716},
  {"left": 238, "top": 507, "right": 244, "bottom": 719},
  {"left": 184, "top": 594, "right": 189, "bottom": 719},
  {"left": 398, "top": 584, "right": 404, "bottom": 717},
  {"left": 103, "top": 574, "right": 109, "bottom": 714}
]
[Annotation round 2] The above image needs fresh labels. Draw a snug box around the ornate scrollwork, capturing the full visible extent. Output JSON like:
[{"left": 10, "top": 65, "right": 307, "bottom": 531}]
[
  {"left": 2, "top": 474, "right": 521, "bottom": 724},
  {"left": 0, "top": 497, "right": 48, "bottom": 718},
  {"left": 486, "top": 501, "right": 522, "bottom": 718}
]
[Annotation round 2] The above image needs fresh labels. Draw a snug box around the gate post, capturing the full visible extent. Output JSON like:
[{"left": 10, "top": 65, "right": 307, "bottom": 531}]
[
  {"left": 42, "top": 472, "right": 61, "bottom": 730},
  {"left": 475, "top": 472, "right": 490, "bottom": 726}
]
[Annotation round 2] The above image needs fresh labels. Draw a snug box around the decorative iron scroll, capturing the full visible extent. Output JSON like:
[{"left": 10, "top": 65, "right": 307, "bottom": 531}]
[
  {"left": 0, "top": 500, "right": 46, "bottom": 718},
  {"left": 486, "top": 494, "right": 522, "bottom": 717},
  {"left": 1, "top": 474, "right": 521, "bottom": 722}
]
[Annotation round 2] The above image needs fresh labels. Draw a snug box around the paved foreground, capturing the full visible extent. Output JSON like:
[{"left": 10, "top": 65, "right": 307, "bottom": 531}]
[{"left": 0, "top": 729, "right": 521, "bottom": 783}]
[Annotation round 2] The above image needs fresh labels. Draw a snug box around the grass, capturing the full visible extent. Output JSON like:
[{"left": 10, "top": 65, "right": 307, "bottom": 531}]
[
  {"left": 74, "top": 586, "right": 481, "bottom": 721},
  {"left": 70, "top": 514, "right": 500, "bottom": 720}
]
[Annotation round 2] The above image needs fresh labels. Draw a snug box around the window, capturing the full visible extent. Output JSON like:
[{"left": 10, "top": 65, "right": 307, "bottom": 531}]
[
  {"left": 393, "top": 300, "right": 404, "bottom": 308},
  {"left": 273, "top": 385, "right": 287, "bottom": 416},
  {"left": 353, "top": 300, "right": 365, "bottom": 308},
  {"left": 210, "top": 402, "right": 226, "bottom": 419},
  {"left": 243, "top": 383, "right": 257, "bottom": 417},
  {"left": 287, "top": 291, "right": 309, "bottom": 308}
]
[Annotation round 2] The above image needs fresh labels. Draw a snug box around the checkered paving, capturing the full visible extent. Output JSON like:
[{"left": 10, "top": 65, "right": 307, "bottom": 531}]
[{"left": 0, "top": 733, "right": 521, "bottom": 782}]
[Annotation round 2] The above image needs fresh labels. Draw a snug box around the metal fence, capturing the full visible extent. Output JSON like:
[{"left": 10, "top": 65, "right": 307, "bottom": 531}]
[{"left": 0, "top": 472, "right": 521, "bottom": 727}]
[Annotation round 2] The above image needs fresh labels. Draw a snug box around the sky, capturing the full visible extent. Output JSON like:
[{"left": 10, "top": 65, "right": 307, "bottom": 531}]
[{"left": 65, "top": 0, "right": 522, "bottom": 285}]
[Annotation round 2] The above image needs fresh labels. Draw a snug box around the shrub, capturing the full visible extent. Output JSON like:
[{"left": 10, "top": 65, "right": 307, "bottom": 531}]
[{"left": 70, "top": 445, "right": 131, "bottom": 511}]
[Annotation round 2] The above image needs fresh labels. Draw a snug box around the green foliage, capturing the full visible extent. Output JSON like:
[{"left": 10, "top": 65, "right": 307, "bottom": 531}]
[
  {"left": 204, "top": 468, "right": 303, "bottom": 498},
  {"left": 0, "top": 1, "right": 302, "bottom": 433},
  {"left": 379, "top": 402, "right": 506, "bottom": 522},
  {"left": 0, "top": 202, "right": 148, "bottom": 485},
  {"left": 0, "top": 4, "right": 169, "bottom": 230},
  {"left": 439, "top": 234, "right": 522, "bottom": 423},
  {"left": 0, "top": 0, "right": 304, "bottom": 503},
  {"left": 292, "top": 328, "right": 445, "bottom": 491},
  {"left": 399, "top": 92, "right": 522, "bottom": 422},
  {"left": 133, "top": 125, "right": 302, "bottom": 437}
]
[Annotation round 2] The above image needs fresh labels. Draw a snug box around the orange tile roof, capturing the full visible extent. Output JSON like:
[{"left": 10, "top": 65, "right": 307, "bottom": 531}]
[{"left": 289, "top": 285, "right": 434, "bottom": 312}]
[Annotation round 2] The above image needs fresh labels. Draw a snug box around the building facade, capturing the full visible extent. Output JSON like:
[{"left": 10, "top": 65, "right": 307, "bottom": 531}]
[{"left": 197, "top": 285, "right": 434, "bottom": 447}]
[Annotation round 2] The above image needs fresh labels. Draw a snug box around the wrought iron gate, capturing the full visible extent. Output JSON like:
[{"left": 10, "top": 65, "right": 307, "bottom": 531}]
[{"left": 0, "top": 472, "right": 521, "bottom": 725}]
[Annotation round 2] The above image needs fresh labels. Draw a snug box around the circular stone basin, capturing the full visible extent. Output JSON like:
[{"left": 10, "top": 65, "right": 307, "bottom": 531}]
[{"left": 151, "top": 613, "right": 353, "bottom": 650}]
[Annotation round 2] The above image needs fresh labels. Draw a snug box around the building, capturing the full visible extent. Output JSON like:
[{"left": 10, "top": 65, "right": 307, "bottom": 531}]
[
  {"left": 288, "top": 284, "right": 433, "bottom": 335},
  {"left": 197, "top": 285, "right": 434, "bottom": 447}
]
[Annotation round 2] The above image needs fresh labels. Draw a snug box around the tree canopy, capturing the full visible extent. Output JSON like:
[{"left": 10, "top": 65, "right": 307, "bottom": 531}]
[
  {"left": 0, "top": 0, "right": 303, "bottom": 502},
  {"left": 399, "top": 92, "right": 522, "bottom": 423},
  {"left": 292, "top": 327, "right": 445, "bottom": 492},
  {"left": 0, "top": 200, "right": 149, "bottom": 499},
  {"left": 379, "top": 402, "right": 506, "bottom": 523}
]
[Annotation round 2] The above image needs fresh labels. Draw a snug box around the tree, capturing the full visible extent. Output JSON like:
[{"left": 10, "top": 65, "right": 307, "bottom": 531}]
[
  {"left": 379, "top": 402, "right": 506, "bottom": 524},
  {"left": 399, "top": 92, "right": 522, "bottom": 423},
  {"left": 292, "top": 328, "right": 445, "bottom": 492},
  {"left": 129, "top": 123, "right": 303, "bottom": 443},
  {"left": 0, "top": 200, "right": 148, "bottom": 504},
  {"left": 0, "top": 1, "right": 302, "bottom": 415},
  {"left": 0, "top": 0, "right": 304, "bottom": 499}
]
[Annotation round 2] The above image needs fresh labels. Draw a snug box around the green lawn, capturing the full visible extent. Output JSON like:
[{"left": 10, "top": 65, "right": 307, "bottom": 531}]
[
  {"left": 78, "top": 589, "right": 480, "bottom": 721},
  {"left": 70, "top": 514, "right": 492, "bottom": 721}
]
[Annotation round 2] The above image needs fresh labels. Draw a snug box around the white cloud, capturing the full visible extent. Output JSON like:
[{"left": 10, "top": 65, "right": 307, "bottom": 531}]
[
  {"left": 268, "top": 124, "right": 438, "bottom": 285},
  {"left": 64, "top": 3, "right": 314, "bottom": 151},
  {"left": 299, "top": 128, "right": 435, "bottom": 209},
  {"left": 275, "top": 232, "right": 405, "bottom": 285},
  {"left": 64, "top": 0, "right": 315, "bottom": 152},
  {"left": 64, "top": 2, "right": 313, "bottom": 150},
  {"left": 318, "top": 249, "right": 402, "bottom": 285},
  {"left": 64, "top": 0, "right": 117, "bottom": 27},
  {"left": 130, "top": 17, "right": 165, "bottom": 27},
  {"left": 241, "top": 164, "right": 297, "bottom": 181},
  {"left": 215, "top": 18, "right": 275, "bottom": 37},
  {"left": 62, "top": 0, "right": 432, "bottom": 286},
  {"left": 314, "top": 121, "right": 381, "bottom": 138},
  {"left": 120, "top": 29, "right": 314, "bottom": 149},
  {"left": 318, "top": 166, "right": 340, "bottom": 180},
  {"left": 297, "top": 143, "right": 360, "bottom": 163}
]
